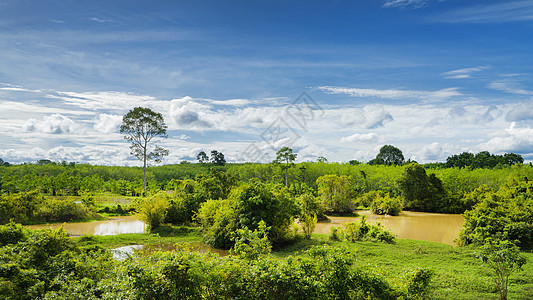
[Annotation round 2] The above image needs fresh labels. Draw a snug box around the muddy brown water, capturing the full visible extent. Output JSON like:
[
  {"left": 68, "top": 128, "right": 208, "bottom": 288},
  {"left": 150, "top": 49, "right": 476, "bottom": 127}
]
[
  {"left": 314, "top": 211, "right": 464, "bottom": 246},
  {"left": 25, "top": 215, "right": 146, "bottom": 236},
  {"left": 25, "top": 211, "right": 465, "bottom": 246}
]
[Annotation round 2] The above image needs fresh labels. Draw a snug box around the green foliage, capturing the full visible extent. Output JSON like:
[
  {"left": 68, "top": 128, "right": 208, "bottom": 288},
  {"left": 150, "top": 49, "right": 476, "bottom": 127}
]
[
  {"left": 273, "top": 147, "right": 297, "bottom": 187},
  {"left": 398, "top": 163, "right": 447, "bottom": 212},
  {"left": 297, "top": 193, "right": 324, "bottom": 219},
  {"left": 299, "top": 213, "right": 317, "bottom": 239},
  {"left": 370, "top": 193, "right": 402, "bottom": 216},
  {"left": 230, "top": 220, "right": 272, "bottom": 260},
  {"left": 404, "top": 267, "right": 435, "bottom": 299},
  {"left": 137, "top": 192, "right": 170, "bottom": 230},
  {"left": 120, "top": 107, "right": 169, "bottom": 191},
  {"left": 446, "top": 151, "right": 523, "bottom": 169},
  {"left": 476, "top": 239, "right": 527, "bottom": 300},
  {"left": 0, "top": 222, "right": 26, "bottom": 247},
  {"left": 35, "top": 197, "right": 92, "bottom": 222},
  {"left": 332, "top": 216, "right": 395, "bottom": 244},
  {"left": 197, "top": 179, "right": 299, "bottom": 249},
  {"left": 369, "top": 144, "right": 405, "bottom": 166},
  {"left": 316, "top": 174, "right": 353, "bottom": 213},
  {"left": 459, "top": 180, "right": 533, "bottom": 249}
]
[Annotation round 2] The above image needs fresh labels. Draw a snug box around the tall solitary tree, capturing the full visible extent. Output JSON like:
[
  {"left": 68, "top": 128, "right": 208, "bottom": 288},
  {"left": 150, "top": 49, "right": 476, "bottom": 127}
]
[
  {"left": 273, "top": 147, "right": 297, "bottom": 187},
  {"left": 120, "top": 107, "right": 169, "bottom": 193}
]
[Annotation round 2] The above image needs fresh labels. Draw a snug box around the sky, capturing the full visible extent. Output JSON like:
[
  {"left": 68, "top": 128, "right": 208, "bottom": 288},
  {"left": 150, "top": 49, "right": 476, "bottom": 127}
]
[{"left": 2, "top": 0, "right": 533, "bottom": 166}]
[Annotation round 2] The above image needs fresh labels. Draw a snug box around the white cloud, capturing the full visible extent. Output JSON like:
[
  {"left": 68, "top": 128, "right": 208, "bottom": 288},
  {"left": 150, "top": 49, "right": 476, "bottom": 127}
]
[
  {"left": 317, "top": 86, "right": 461, "bottom": 101},
  {"left": 24, "top": 114, "right": 77, "bottom": 134},
  {"left": 488, "top": 80, "right": 533, "bottom": 96},
  {"left": 340, "top": 133, "right": 379, "bottom": 143},
  {"left": 442, "top": 66, "right": 488, "bottom": 79},
  {"left": 411, "top": 142, "right": 445, "bottom": 161},
  {"left": 383, "top": 0, "right": 434, "bottom": 9},
  {"left": 479, "top": 122, "right": 533, "bottom": 154},
  {"left": 90, "top": 17, "right": 116, "bottom": 23},
  {"left": 94, "top": 114, "right": 123, "bottom": 133},
  {"left": 51, "top": 91, "right": 158, "bottom": 111},
  {"left": 506, "top": 98, "right": 533, "bottom": 122},
  {"left": 433, "top": 1, "right": 533, "bottom": 24},
  {"left": 339, "top": 104, "right": 393, "bottom": 129}
]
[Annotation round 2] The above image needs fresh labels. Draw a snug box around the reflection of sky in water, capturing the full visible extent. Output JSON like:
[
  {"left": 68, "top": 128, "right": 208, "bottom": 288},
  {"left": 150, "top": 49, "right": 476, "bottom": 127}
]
[
  {"left": 93, "top": 220, "right": 146, "bottom": 235},
  {"left": 26, "top": 216, "right": 147, "bottom": 236}
]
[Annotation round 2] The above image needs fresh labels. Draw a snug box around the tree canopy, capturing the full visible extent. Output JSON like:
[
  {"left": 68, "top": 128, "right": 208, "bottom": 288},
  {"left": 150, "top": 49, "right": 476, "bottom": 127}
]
[{"left": 369, "top": 145, "right": 404, "bottom": 166}]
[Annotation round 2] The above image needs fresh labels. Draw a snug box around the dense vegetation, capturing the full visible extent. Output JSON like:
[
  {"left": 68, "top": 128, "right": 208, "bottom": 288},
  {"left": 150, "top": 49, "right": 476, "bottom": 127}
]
[{"left": 1, "top": 150, "right": 532, "bottom": 299}]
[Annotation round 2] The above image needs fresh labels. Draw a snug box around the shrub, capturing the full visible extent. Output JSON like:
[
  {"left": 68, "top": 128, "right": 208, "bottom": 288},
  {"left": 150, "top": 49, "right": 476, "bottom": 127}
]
[
  {"left": 230, "top": 220, "right": 272, "bottom": 260},
  {"left": 300, "top": 213, "right": 317, "bottom": 239},
  {"left": 197, "top": 179, "right": 299, "bottom": 249},
  {"left": 370, "top": 194, "right": 402, "bottom": 216},
  {"left": 459, "top": 180, "right": 533, "bottom": 249},
  {"left": 35, "top": 198, "right": 91, "bottom": 222},
  {"left": 137, "top": 192, "right": 170, "bottom": 230},
  {"left": 405, "top": 267, "right": 435, "bottom": 299},
  {"left": 334, "top": 216, "right": 395, "bottom": 244}
]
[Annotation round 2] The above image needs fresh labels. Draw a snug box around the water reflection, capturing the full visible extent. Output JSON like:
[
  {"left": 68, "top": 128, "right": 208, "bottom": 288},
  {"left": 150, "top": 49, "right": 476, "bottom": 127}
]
[
  {"left": 314, "top": 211, "right": 464, "bottom": 246},
  {"left": 111, "top": 242, "right": 229, "bottom": 260},
  {"left": 26, "top": 215, "right": 146, "bottom": 236}
]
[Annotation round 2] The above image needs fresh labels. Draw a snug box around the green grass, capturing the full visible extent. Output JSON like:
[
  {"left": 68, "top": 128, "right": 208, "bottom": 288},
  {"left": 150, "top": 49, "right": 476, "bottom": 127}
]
[
  {"left": 75, "top": 226, "right": 202, "bottom": 249},
  {"left": 275, "top": 234, "right": 533, "bottom": 300}
]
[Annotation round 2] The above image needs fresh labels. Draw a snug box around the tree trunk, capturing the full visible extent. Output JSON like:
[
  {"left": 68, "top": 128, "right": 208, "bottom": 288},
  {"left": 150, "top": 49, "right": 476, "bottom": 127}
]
[{"left": 143, "top": 144, "right": 147, "bottom": 194}]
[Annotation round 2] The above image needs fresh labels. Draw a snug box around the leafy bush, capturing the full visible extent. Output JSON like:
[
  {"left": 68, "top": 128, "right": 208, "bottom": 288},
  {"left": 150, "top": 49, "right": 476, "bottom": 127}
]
[
  {"left": 405, "top": 267, "right": 435, "bottom": 299},
  {"left": 370, "top": 193, "right": 402, "bottom": 216},
  {"left": 332, "top": 216, "right": 395, "bottom": 244},
  {"left": 316, "top": 174, "right": 354, "bottom": 213},
  {"left": 230, "top": 220, "right": 271, "bottom": 260},
  {"left": 35, "top": 197, "right": 91, "bottom": 222},
  {"left": 137, "top": 192, "right": 170, "bottom": 230},
  {"left": 299, "top": 213, "right": 317, "bottom": 239},
  {"left": 459, "top": 180, "right": 533, "bottom": 249},
  {"left": 197, "top": 179, "right": 299, "bottom": 249}
]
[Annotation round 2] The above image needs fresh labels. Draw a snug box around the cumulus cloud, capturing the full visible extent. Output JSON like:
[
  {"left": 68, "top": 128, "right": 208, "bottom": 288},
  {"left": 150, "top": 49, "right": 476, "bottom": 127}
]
[
  {"left": 23, "top": 114, "right": 77, "bottom": 134},
  {"left": 412, "top": 142, "right": 445, "bottom": 161},
  {"left": 341, "top": 104, "right": 393, "bottom": 129},
  {"left": 340, "top": 133, "right": 379, "bottom": 143},
  {"left": 479, "top": 122, "right": 533, "bottom": 154},
  {"left": 317, "top": 86, "right": 461, "bottom": 102},
  {"left": 169, "top": 97, "right": 213, "bottom": 129},
  {"left": 506, "top": 98, "right": 533, "bottom": 122},
  {"left": 94, "top": 114, "right": 123, "bottom": 133}
]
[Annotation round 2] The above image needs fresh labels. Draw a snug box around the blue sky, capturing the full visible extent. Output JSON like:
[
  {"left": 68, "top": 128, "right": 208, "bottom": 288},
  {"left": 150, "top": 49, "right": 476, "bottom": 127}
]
[{"left": 2, "top": 0, "right": 533, "bottom": 165}]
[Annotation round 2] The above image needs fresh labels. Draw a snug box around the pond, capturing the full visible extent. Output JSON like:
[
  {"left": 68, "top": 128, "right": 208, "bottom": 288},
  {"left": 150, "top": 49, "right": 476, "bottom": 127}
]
[
  {"left": 111, "top": 242, "right": 230, "bottom": 260},
  {"left": 25, "top": 215, "right": 146, "bottom": 236},
  {"left": 314, "top": 211, "right": 465, "bottom": 246},
  {"left": 25, "top": 211, "right": 465, "bottom": 246}
]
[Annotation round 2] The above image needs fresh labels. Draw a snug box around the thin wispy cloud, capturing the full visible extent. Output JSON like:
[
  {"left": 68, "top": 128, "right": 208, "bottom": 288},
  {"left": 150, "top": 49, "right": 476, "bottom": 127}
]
[
  {"left": 383, "top": 0, "right": 435, "bottom": 9},
  {"left": 432, "top": 1, "right": 533, "bottom": 23},
  {"left": 317, "top": 86, "right": 461, "bottom": 101},
  {"left": 442, "top": 66, "right": 489, "bottom": 79},
  {"left": 90, "top": 17, "right": 116, "bottom": 23},
  {"left": 488, "top": 80, "right": 533, "bottom": 96}
]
